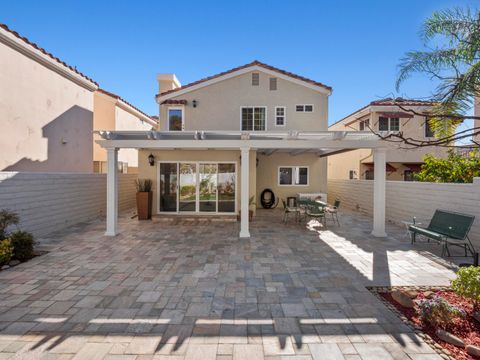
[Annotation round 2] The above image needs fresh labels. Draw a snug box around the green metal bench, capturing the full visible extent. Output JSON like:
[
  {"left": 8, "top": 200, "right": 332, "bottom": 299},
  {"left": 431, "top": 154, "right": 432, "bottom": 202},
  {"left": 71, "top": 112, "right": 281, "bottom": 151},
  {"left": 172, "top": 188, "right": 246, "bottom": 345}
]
[{"left": 409, "top": 210, "right": 476, "bottom": 257}]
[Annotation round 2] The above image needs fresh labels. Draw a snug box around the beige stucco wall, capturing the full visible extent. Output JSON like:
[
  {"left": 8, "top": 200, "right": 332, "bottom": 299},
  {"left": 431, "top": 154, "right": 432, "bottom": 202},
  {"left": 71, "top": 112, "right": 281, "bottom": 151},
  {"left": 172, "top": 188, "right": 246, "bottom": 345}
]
[
  {"left": 158, "top": 70, "right": 329, "bottom": 132},
  {"left": 256, "top": 153, "right": 327, "bottom": 204},
  {"left": 138, "top": 149, "right": 257, "bottom": 215},
  {"left": 93, "top": 93, "right": 116, "bottom": 163},
  {"left": 328, "top": 105, "right": 447, "bottom": 180},
  {"left": 0, "top": 42, "right": 94, "bottom": 172}
]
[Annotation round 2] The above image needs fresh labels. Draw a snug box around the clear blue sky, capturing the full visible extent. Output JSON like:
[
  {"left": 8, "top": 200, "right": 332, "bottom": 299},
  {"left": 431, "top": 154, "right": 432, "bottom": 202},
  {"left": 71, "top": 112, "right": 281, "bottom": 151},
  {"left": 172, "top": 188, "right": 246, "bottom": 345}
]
[{"left": 1, "top": 0, "right": 477, "bottom": 125}]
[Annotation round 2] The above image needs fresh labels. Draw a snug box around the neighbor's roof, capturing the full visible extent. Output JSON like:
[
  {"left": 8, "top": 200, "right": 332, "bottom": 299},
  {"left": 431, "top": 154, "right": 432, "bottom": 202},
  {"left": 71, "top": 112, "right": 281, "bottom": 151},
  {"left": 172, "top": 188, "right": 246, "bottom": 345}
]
[
  {"left": 0, "top": 23, "right": 98, "bottom": 87},
  {"left": 157, "top": 60, "right": 332, "bottom": 98},
  {"left": 98, "top": 88, "right": 157, "bottom": 125},
  {"left": 329, "top": 97, "right": 437, "bottom": 128}
]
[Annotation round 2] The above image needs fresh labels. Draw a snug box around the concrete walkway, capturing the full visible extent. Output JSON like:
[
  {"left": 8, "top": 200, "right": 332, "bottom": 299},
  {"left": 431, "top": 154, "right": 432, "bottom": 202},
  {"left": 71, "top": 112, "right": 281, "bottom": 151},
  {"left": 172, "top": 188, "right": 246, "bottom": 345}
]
[{"left": 0, "top": 208, "right": 461, "bottom": 359}]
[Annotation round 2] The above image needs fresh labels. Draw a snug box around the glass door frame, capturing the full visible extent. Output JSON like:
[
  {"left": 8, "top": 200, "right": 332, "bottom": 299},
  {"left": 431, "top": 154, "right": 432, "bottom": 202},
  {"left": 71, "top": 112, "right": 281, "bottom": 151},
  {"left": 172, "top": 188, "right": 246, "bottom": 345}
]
[{"left": 157, "top": 160, "right": 237, "bottom": 215}]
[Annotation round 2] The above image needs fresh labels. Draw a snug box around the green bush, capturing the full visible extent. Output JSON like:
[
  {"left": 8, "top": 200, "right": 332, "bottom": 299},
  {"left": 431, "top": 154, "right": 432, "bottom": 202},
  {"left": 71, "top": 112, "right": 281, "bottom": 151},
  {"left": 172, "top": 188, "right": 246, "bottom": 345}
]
[
  {"left": 0, "top": 240, "right": 13, "bottom": 266},
  {"left": 417, "top": 296, "right": 465, "bottom": 329},
  {"left": 451, "top": 266, "right": 480, "bottom": 308},
  {"left": 9, "top": 231, "right": 34, "bottom": 261},
  {"left": 135, "top": 179, "right": 153, "bottom": 192}
]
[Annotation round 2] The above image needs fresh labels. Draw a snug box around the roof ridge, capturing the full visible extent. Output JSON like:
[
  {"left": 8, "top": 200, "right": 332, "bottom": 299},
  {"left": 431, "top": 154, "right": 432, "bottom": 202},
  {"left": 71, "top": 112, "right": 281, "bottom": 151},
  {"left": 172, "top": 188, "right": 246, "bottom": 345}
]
[
  {"left": 157, "top": 60, "right": 332, "bottom": 97},
  {"left": 0, "top": 23, "right": 98, "bottom": 86}
]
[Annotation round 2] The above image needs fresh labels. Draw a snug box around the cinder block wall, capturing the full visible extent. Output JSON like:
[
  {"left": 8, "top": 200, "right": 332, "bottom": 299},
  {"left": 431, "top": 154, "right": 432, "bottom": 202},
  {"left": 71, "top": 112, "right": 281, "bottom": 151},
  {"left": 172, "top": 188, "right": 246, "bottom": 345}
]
[
  {"left": 328, "top": 179, "right": 480, "bottom": 248},
  {"left": 0, "top": 172, "right": 137, "bottom": 237}
]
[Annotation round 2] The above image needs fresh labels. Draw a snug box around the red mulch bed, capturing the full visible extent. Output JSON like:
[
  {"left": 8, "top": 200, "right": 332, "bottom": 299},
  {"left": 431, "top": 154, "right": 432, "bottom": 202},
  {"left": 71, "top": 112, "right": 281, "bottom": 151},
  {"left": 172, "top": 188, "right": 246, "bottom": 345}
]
[{"left": 381, "top": 290, "right": 480, "bottom": 360}]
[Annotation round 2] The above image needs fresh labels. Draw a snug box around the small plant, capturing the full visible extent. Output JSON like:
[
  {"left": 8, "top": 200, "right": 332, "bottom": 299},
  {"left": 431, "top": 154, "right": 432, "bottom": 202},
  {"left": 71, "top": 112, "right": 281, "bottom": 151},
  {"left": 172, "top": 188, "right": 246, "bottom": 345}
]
[
  {"left": 249, "top": 196, "right": 256, "bottom": 208},
  {"left": 0, "top": 239, "right": 13, "bottom": 266},
  {"left": 0, "top": 209, "right": 19, "bottom": 239},
  {"left": 135, "top": 179, "right": 153, "bottom": 192},
  {"left": 451, "top": 266, "right": 480, "bottom": 309},
  {"left": 9, "top": 231, "right": 35, "bottom": 261},
  {"left": 417, "top": 296, "right": 465, "bottom": 329}
]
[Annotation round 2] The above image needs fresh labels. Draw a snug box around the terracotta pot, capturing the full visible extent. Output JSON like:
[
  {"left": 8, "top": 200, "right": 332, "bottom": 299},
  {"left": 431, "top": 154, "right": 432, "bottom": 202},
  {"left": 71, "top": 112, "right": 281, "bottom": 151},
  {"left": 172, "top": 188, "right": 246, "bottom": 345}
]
[{"left": 136, "top": 192, "right": 152, "bottom": 220}]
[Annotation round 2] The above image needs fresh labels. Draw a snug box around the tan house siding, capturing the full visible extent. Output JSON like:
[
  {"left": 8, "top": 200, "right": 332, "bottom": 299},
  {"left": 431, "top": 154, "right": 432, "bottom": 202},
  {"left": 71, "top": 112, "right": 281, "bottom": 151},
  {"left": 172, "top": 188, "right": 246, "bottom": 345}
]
[
  {"left": 0, "top": 40, "right": 95, "bottom": 172},
  {"left": 159, "top": 70, "right": 328, "bottom": 132}
]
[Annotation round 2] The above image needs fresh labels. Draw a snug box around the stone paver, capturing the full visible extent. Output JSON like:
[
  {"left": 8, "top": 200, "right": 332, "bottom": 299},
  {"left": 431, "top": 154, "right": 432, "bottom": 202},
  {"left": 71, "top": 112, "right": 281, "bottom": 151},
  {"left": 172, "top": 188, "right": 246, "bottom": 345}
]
[{"left": 0, "top": 208, "right": 459, "bottom": 359}]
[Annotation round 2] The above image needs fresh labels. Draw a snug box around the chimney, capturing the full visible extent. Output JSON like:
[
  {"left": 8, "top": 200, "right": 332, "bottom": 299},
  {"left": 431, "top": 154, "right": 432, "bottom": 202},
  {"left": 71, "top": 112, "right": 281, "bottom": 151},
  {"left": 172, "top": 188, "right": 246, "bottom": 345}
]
[{"left": 157, "top": 74, "right": 181, "bottom": 95}]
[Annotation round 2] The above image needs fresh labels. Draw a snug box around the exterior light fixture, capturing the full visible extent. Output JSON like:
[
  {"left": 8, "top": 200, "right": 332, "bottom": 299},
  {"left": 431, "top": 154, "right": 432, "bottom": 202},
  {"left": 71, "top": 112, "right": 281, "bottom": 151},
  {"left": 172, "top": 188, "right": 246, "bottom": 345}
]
[
  {"left": 148, "top": 153, "right": 155, "bottom": 166},
  {"left": 192, "top": 100, "right": 197, "bottom": 108}
]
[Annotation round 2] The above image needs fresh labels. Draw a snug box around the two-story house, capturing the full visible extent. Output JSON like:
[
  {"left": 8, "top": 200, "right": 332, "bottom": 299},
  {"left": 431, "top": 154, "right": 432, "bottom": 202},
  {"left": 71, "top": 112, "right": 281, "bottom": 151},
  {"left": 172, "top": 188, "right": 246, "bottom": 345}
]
[{"left": 328, "top": 98, "right": 448, "bottom": 181}]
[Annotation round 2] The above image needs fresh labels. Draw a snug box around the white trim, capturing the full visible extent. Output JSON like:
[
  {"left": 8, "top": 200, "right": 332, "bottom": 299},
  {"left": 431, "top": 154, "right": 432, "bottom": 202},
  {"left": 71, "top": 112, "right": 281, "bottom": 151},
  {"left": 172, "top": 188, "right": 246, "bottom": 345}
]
[
  {"left": 157, "top": 64, "right": 331, "bottom": 103},
  {"left": 274, "top": 106, "right": 286, "bottom": 127},
  {"left": 277, "top": 165, "right": 309, "bottom": 186},
  {"left": 240, "top": 106, "right": 268, "bottom": 131},
  {"left": 295, "top": 104, "right": 314, "bottom": 113},
  {"left": 167, "top": 106, "right": 185, "bottom": 131},
  {"left": 157, "top": 160, "right": 238, "bottom": 215}
]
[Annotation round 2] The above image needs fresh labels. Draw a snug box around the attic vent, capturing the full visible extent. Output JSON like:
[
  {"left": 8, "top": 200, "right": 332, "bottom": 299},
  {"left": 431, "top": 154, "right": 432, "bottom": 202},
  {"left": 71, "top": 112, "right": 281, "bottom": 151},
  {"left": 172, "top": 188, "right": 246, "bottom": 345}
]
[
  {"left": 269, "top": 77, "right": 277, "bottom": 90},
  {"left": 252, "top": 72, "right": 259, "bottom": 86}
]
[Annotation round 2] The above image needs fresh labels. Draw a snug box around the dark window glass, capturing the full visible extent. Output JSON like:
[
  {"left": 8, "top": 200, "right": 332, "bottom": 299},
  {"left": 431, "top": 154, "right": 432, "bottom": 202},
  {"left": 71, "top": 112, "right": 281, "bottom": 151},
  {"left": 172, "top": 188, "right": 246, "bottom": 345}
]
[
  {"left": 269, "top": 77, "right": 277, "bottom": 90},
  {"left": 304, "top": 105, "right": 313, "bottom": 112},
  {"left": 168, "top": 109, "right": 183, "bottom": 131},
  {"left": 425, "top": 119, "right": 434, "bottom": 137},
  {"left": 242, "top": 107, "right": 265, "bottom": 131},
  {"left": 390, "top": 117, "right": 400, "bottom": 131},
  {"left": 296, "top": 167, "right": 308, "bottom": 185},
  {"left": 279, "top": 167, "right": 292, "bottom": 185},
  {"left": 296, "top": 105, "right": 304, "bottom": 112},
  {"left": 365, "top": 170, "right": 374, "bottom": 180},
  {"left": 252, "top": 73, "right": 259, "bottom": 86},
  {"left": 378, "top": 117, "right": 389, "bottom": 131}
]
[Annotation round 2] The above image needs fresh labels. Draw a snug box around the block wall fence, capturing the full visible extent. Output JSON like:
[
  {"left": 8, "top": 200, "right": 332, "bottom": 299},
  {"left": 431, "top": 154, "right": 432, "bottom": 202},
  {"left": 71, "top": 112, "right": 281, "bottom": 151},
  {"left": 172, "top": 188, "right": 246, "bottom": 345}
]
[{"left": 0, "top": 172, "right": 137, "bottom": 237}]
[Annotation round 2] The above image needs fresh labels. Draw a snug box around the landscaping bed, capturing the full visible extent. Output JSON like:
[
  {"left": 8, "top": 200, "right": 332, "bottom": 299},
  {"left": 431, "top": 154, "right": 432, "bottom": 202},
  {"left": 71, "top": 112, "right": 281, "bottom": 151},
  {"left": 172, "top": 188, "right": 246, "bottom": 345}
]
[{"left": 370, "top": 286, "right": 480, "bottom": 360}]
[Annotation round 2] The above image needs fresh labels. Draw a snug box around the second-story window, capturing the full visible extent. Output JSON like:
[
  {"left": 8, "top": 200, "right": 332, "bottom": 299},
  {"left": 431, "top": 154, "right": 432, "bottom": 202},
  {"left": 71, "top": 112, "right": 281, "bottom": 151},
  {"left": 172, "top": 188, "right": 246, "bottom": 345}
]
[
  {"left": 425, "top": 119, "right": 435, "bottom": 137},
  {"left": 378, "top": 117, "right": 400, "bottom": 131},
  {"left": 296, "top": 104, "right": 314, "bottom": 112},
  {"left": 168, "top": 107, "right": 184, "bottom": 131},
  {"left": 269, "top": 77, "right": 277, "bottom": 90},
  {"left": 252, "top": 72, "right": 259, "bottom": 86},
  {"left": 275, "top": 106, "right": 286, "bottom": 126},
  {"left": 359, "top": 119, "right": 369, "bottom": 131},
  {"left": 241, "top": 107, "right": 266, "bottom": 131}
]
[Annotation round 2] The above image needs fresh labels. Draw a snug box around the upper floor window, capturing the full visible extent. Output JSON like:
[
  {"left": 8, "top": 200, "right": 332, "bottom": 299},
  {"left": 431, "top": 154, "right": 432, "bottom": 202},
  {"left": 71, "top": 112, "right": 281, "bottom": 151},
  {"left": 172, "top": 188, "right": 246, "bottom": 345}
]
[
  {"left": 168, "top": 107, "right": 184, "bottom": 131},
  {"left": 275, "top": 106, "right": 286, "bottom": 126},
  {"left": 296, "top": 104, "right": 313, "bottom": 112},
  {"left": 378, "top": 117, "right": 400, "bottom": 131},
  {"left": 241, "top": 107, "right": 266, "bottom": 131},
  {"left": 252, "top": 73, "right": 259, "bottom": 86},
  {"left": 359, "top": 119, "right": 369, "bottom": 131},
  {"left": 278, "top": 166, "right": 309, "bottom": 186},
  {"left": 425, "top": 119, "right": 434, "bottom": 137},
  {"left": 269, "top": 77, "right": 277, "bottom": 90}
]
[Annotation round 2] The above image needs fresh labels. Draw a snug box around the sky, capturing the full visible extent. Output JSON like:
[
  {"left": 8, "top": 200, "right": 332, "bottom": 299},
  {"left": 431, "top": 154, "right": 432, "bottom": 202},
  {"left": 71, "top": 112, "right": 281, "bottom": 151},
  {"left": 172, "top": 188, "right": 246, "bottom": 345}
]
[{"left": 1, "top": 0, "right": 478, "bottom": 126}]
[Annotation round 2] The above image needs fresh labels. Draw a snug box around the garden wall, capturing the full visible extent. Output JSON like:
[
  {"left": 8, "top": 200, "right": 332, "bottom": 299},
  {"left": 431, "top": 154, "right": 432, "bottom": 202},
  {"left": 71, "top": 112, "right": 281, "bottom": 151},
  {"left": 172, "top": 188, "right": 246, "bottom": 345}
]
[
  {"left": 328, "top": 178, "right": 480, "bottom": 248},
  {"left": 0, "top": 172, "right": 137, "bottom": 237}
]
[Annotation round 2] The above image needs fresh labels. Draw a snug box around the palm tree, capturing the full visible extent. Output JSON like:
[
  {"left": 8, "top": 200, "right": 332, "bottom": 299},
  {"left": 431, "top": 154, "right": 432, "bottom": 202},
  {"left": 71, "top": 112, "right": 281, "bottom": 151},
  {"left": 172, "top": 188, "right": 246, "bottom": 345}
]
[{"left": 396, "top": 7, "right": 480, "bottom": 139}]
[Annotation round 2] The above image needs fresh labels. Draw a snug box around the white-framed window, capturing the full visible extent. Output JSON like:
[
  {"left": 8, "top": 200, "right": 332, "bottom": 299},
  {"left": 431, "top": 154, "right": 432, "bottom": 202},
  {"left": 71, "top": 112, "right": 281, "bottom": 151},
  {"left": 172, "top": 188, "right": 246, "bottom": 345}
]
[
  {"left": 378, "top": 117, "right": 400, "bottom": 131},
  {"left": 359, "top": 119, "right": 369, "bottom": 131},
  {"left": 349, "top": 170, "right": 357, "bottom": 179},
  {"left": 295, "top": 104, "right": 314, "bottom": 112},
  {"left": 241, "top": 106, "right": 266, "bottom": 131},
  {"left": 269, "top": 77, "right": 277, "bottom": 90},
  {"left": 275, "top": 106, "right": 286, "bottom": 126},
  {"left": 168, "top": 107, "right": 184, "bottom": 131},
  {"left": 252, "top": 72, "right": 259, "bottom": 86},
  {"left": 278, "top": 166, "right": 309, "bottom": 186}
]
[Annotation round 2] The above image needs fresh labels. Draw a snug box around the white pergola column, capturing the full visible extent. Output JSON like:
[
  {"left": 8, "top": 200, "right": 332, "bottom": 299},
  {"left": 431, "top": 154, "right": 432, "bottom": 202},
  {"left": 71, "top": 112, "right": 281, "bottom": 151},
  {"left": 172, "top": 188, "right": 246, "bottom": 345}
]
[
  {"left": 105, "top": 147, "right": 119, "bottom": 236},
  {"left": 239, "top": 146, "right": 250, "bottom": 238},
  {"left": 371, "top": 148, "right": 387, "bottom": 237}
]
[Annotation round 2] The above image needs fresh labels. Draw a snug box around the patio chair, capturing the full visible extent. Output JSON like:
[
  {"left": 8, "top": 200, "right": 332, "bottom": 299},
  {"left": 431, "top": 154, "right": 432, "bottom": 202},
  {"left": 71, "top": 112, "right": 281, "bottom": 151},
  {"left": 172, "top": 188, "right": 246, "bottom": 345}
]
[
  {"left": 281, "top": 199, "right": 298, "bottom": 223},
  {"left": 305, "top": 203, "right": 326, "bottom": 227},
  {"left": 326, "top": 199, "right": 340, "bottom": 226}
]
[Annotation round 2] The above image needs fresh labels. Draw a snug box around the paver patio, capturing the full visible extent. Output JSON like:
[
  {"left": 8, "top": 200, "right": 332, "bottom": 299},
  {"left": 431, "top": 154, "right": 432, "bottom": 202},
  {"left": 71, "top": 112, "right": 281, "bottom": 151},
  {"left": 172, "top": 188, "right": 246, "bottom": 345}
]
[{"left": 0, "top": 208, "right": 464, "bottom": 359}]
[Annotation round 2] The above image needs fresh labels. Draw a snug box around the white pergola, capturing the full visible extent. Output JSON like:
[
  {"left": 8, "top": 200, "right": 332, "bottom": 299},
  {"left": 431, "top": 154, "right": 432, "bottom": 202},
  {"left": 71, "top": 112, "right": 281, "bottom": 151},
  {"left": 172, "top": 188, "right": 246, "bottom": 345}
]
[{"left": 96, "top": 130, "right": 389, "bottom": 239}]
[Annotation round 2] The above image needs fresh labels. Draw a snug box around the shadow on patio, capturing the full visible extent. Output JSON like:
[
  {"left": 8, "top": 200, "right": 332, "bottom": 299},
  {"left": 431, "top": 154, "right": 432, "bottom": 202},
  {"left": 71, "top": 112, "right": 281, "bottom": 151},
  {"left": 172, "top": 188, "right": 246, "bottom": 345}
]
[{"left": 0, "top": 208, "right": 459, "bottom": 358}]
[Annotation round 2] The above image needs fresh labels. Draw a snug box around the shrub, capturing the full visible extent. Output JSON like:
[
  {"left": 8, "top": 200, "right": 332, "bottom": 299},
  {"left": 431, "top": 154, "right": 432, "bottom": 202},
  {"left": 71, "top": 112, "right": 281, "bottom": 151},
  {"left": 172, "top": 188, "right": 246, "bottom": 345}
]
[
  {"left": 9, "top": 231, "right": 34, "bottom": 261},
  {"left": 0, "top": 209, "right": 19, "bottom": 239},
  {"left": 0, "top": 240, "right": 13, "bottom": 266},
  {"left": 417, "top": 296, "right": 465, "bottom": 329},
  {"left": 135, "top": 179, "right": 153, "bottom": 192},
  {"left": 451, "top": 266, "right": 480, "bottom": 308}
]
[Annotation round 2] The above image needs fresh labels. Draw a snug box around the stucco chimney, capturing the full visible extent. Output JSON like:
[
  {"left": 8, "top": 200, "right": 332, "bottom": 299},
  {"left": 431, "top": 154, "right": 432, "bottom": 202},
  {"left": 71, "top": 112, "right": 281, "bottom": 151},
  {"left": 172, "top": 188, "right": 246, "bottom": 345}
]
[{"left": 157, "top": 74, "right": 181, "bottom": 94}]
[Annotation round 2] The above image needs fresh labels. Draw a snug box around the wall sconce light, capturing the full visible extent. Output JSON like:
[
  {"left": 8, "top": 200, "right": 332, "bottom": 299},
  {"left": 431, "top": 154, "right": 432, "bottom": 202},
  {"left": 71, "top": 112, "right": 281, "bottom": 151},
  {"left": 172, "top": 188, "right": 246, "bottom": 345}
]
[
  {"left": 148, "top": 153, "right": 155, "bottom": 166},
  {"left": 192, "top": 100, "right": 197, "bottom": 108}
]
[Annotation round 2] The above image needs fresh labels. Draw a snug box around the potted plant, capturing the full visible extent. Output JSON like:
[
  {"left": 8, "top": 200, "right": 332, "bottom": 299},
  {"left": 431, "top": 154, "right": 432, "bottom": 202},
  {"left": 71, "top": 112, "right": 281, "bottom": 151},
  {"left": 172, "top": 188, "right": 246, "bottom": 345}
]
[
  {"left": 135, "top": 179, "right": 153, "bottom": 220},
  {"left": 249, "top": 196, "right": 256, "bottom": 221}
]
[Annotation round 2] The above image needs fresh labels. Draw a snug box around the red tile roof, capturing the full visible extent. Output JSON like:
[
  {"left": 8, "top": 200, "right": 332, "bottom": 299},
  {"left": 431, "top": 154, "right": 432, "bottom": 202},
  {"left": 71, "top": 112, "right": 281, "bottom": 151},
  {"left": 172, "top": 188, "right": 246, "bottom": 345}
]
[
  {"left": 157, "top": 60, "right": 332, "bottom": 97},
  {"left": 330, "top": 97, "right": 436, "bottom": 128},
  {"left": 161, "top": 99, "right": 188, "bottom": 105},
  {"left": 98, "top": 88, "right": 156, "bottom": 123},
  {"left": 0, "top": 23, "right": 98, "bottom": 86}
]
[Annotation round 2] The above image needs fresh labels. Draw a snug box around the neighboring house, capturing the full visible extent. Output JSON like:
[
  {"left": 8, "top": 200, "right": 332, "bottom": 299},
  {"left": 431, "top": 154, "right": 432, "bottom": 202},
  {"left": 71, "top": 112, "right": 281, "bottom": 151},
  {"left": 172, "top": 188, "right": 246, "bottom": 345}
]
[
  {"left": 93, "top": 89, "right": 156, "bottom": 173},
  {"left": 0, "top": 23, "right": 98, "bottom": 172},
  {"left": 131, "top": 60, "right": 333, "bottom": 216},
  {"left": 0, "top": 23, "right": 154, "bottom": 173},
  {"left": 328, "top": 98, "right": 447, "bottom": 181}
]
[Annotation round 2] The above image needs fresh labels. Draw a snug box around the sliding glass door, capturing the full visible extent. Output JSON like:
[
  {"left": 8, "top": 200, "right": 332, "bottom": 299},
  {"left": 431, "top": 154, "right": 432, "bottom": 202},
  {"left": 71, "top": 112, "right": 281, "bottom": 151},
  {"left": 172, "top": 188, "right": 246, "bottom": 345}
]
[{"left": 158, "top": 162, "right": 236, "bottom": 214}]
